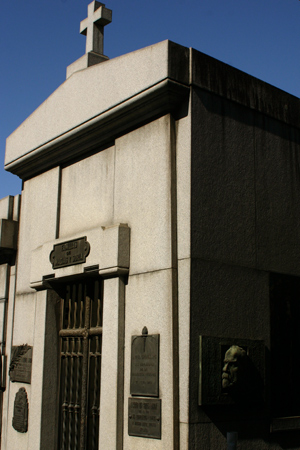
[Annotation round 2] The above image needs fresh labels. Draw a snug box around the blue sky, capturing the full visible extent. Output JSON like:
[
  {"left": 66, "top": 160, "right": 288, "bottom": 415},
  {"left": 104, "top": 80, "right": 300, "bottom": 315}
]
[{"left": 1, "top": 0, "right": 300, "bottom": 199}]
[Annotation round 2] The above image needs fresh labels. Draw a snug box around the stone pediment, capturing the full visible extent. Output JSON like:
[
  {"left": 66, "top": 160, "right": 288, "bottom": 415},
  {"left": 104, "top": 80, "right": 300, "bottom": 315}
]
[{"left": 5, "top": 40, "right": 189, "bottom": 180}]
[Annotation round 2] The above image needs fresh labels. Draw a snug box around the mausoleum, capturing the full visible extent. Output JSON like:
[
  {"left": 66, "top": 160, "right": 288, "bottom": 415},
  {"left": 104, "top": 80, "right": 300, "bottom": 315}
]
[{"left": 2, "top": 2, "right": 300, "bottom": 449}]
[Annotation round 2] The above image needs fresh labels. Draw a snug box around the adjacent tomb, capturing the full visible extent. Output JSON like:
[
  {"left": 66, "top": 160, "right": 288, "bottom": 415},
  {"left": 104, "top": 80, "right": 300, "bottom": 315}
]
[{"left": 2, "top": 2, "right": 300, "bottom": 449}]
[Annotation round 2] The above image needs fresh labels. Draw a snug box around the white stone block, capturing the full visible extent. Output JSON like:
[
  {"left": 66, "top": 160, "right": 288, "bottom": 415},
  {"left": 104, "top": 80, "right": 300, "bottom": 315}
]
[
  {"left": 16, "top": 168, "right": 60, "bottom": 294},
  {"left": 12, "top": 293, "right": 36, "bottom": 346},
  {"left": 178, "top": 258, "right": 190, "bottom": 424},
  {"left": 13, "top": 194, "right": 21, "bottom": 221},
  {"left": 99, "top": 277, "right": 122, "bottom": 449},
  {"left": 180, "top": 422, "right": 189, "bottom": 450},
  {"left": 0, "top": 264, "right": 9, "bottom": 299},
  {"left": 114, "top": 115, "right": 173, "bottom": 275},
  {"left": 176, "top": 110, "right": 191, "bottom": 260},
  {"left": 30, "top": 223, "right": 130, "bottom": 288},
  {"left": 59, "top": 147, "right": 114, "bottom": 238},
  {"left": 0, "top": 301, "right": 6, "bottom": 342},
  {"left": 123, "top": 269, "right": 174, "bottom": 450},
  {"left": 1, "top": 265, "right": 16, "bottom": 448},
  {"left": 28, "top": 290, "right": 47, "bottom": 450},
  {"left": 0, "top": 196, "right": 13, "bottom": 220},
  {"left": 6, "top": 41, "right": 188, "bottom": 168}
]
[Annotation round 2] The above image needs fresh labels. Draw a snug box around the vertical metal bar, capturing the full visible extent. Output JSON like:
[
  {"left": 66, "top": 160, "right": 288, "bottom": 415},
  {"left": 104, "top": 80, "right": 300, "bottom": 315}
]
[
  {"left": 79, "top": 283, "right": 83, "bottom": 329},
  {"left": 61, "top": 339, "right": 69, "bottom": 450},
  {"left": 95, "top": 280, "right": 100, "bottom": 328},
  {"left": 72, "top": 284, "right": 77, "bottom": 329},
  {"left": 80, "top": 283, "right": 91, "bottom": 450},
  {"left": 74, "top": 337, "right": 82, "bottom": 450},
  {"left": 92, "top": 280, "right": 101, "bottom": 450},
  {"left": 61, "top": 285, "right": 71, "bottom": 450},
  {"left": 74, "top": 283, "right": 84, "bottom": 450},
  {"left": 68, "top": 338, "right": 75, "bottom": 450},
  {"left": 91, "top": 336, "right": 100, "bottom": 450}
]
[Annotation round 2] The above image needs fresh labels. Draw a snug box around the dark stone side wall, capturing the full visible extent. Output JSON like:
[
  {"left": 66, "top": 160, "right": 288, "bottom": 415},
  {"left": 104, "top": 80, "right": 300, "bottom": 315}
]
[{"left": 189, "top": 86, "right": 300, "bottom": 449}]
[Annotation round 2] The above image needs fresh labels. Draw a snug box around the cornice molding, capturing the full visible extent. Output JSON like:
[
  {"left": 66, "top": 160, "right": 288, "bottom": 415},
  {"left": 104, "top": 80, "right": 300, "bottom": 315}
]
[{"left": 5, "top": 79, "right": 189, "bottom": 180}]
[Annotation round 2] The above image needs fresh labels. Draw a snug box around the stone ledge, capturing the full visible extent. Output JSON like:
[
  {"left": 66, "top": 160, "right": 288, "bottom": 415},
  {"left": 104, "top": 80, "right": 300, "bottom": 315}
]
[
  {"left": 5, "top": 40, "right": 189, "bottom": 172},
  {"left": 271, "top": 416, "right": 300, "bottom": 432},
  {"left": 30, "top": 223, "right": 130, "bottom": 290},
  {"left": 191, "top": 48, "right": 300, "bottom": 129},
  {"left": 5, "top": 79, "right": 189, "bottom": 180}
]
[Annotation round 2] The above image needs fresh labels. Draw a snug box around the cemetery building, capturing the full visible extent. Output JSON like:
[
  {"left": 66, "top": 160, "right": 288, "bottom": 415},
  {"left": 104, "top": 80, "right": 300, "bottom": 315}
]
[{"left": 2, "top": 2, "right": 300, "bottom": 449}]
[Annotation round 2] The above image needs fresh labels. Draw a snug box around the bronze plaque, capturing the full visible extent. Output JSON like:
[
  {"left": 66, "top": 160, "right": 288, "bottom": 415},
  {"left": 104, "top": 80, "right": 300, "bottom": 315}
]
[
  {"left": 130, "top": 329, "right": 159, "bottom": 397},
  {"left": 10, "top": 345, "right": 32, "bottom": 384},
  {"left": 12, "top": 388, "right": 28, "bottom": 433},
  {"left": 49, "top": 236, "right": 90, "bottom": 269},
  {"left": 128, "top": 398, "right": 161, "bottom": 439},
  {"left": 198, "top": 336, "right": 265, "bottom": 405}
]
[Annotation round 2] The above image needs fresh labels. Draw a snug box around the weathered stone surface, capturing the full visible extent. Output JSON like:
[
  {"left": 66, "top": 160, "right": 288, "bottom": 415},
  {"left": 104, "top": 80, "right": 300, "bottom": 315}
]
[
  {"left": 114, "top": 115, "right": 174, "bottom": 275},
  {"left": 12, "top": 387, "right": 28, "bottom": 433},
  {"left": 191, "top": 48, "right": 300, "bottom": 129},
  {"left": 99, "top": 277, "right": 125, "bottom": 450},
  {"left": 178, "top": 258, "right": 190, "bottom": 425},
  {"left": 0, "top": 196, "right": 13, "bottom": 220},
  {"left": 30, "top": 223, "right": 130, "bottom": 289},
  {"left": 176, "top": 109, "right": 191, "bottom": 261},
  {"left": 255, "top": 116, "right": 300, "bottom": 275},
  {"left": 0, "top": 219, "right": 18, "bottom": 250},
  {"left": 59, "top": 148, "right": 114, "bottom": 237},
  {"left": 189, "top": 260, "right": 269, "bottom": 424},
  {"left": 5, "top": 41, "right": 189, "bottom": 174},
  {"left": 191, "top": 88, "right": 256, "bottom": 268},
  {"left": 0, "top": 264, "right": 9, "bottom": 300},
  {"left": 123, "top": 269, "right": 175, "bottom": 450},
  {"left": 16, "top": 167, "right": 60, "bottom": 294}
]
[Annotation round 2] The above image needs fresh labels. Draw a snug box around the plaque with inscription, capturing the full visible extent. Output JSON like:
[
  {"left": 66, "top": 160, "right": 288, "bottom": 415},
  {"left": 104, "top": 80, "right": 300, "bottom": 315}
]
[
  {"left": 12, "top": 388, "right": 28, "bottom": 433},
  {"left": 49, "top": 236, "right": 90, "bottom": 269},
  {"left": 128, "top": 398, "right": 161, "bottom": 439},
  {"left": 130, "top": 327, "right": 159, "bottom": 397},
  {"left": 10, "top": 345, "right": 32, "bottom": 384}
]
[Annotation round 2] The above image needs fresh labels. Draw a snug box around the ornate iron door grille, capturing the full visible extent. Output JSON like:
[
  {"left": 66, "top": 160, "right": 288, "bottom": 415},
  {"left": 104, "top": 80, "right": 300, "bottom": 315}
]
[{"left": 58, "top": 279, "right": 103, "bottom": 450}]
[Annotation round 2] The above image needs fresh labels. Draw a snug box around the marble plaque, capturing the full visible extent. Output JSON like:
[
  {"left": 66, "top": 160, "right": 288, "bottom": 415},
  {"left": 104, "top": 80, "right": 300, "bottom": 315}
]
[
  {"left": 128, "top": 398, "right": 161, "bottom": 439},
  {"left": 10, "top": 345, "right": 32, "bottom": 384},
  {"left": 12, "top": 388, "right": 28, "bottom": 433},
  {"left": 130, "top": 329, "right": 159, "bottom": 397}
]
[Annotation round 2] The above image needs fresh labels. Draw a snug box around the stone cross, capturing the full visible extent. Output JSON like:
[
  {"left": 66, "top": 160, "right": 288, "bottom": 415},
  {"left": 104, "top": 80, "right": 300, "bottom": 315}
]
[{"left": 80, "top": 1, "right": 112, "bottom": 55}]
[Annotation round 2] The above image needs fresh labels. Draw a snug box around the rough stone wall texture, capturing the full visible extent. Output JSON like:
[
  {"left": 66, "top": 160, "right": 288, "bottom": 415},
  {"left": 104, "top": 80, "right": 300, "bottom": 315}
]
[{"left": 189, "top": 86, "right": 300, "bottom": 449}]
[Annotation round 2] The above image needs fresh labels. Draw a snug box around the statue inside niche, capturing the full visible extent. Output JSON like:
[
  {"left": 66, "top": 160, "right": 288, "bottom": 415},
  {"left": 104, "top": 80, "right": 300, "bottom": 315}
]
[
  {"left": 222, "top": 345, "right": 247, "bottom": 390},
  {"left": 221, "top": 344, "right": 263, "bottom": 404}
]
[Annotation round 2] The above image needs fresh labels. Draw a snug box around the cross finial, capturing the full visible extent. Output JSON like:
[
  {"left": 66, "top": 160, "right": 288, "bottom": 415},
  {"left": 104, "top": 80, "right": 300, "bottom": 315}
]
[{"left": 80, "top": 1, "right": 112, "bottom": 55}]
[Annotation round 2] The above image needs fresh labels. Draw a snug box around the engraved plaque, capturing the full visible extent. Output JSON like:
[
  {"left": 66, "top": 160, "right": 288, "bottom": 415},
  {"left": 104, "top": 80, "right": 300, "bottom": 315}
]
[
  {"left": 128, "top": 398, "right": 161, "bottom": 439},
  {"left": 49, "top": 236, "right": 90, "bottom": 269},
  {"left": 130, "top": 328, "right": 159, "bottom": 397},
  {"left": 10, "top": 345, "right": 32, "bottom": 384},
  {"left": 12, "top": 388, "right": 28, "bottom": 433}
]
